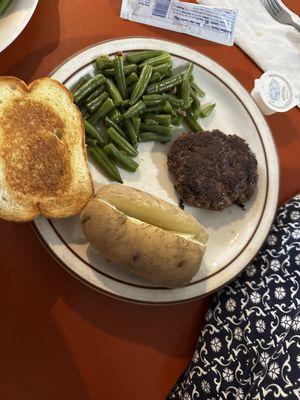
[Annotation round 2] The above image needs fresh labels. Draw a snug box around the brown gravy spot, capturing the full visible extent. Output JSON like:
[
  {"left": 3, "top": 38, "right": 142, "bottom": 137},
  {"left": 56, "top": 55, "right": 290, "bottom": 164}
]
[{"left": 1, "top": 99, "right": 71, "bottom": 197}]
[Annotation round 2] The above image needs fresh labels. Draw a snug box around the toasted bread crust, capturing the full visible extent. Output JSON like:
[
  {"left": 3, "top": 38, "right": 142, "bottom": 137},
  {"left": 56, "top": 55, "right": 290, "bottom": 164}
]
[
  {"left": 0, "top": 76, "right": 93, "bottom": 221},
  {"left": 0, "top": 76, "right": 28, "bottom": 91}
]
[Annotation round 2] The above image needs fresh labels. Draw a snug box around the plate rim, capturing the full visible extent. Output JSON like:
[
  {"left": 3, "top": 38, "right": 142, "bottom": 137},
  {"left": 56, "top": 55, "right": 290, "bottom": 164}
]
[
  {"left": 50, "top": 44, "right": 269, "bottom": 290},
  {"left": 32, "top": 36, "right": 280, "bottom": 305}
]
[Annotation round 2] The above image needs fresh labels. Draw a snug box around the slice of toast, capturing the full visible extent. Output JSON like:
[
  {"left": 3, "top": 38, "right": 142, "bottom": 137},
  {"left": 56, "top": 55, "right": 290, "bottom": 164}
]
[{"left": 0, "top": 76, "right": 94, "bottom": 221}]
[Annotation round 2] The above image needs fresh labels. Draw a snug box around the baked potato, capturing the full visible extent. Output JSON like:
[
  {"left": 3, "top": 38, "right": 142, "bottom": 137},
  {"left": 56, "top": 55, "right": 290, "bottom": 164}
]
[{"left": 80, "top": 184, "right": 208, "bottom": 288}]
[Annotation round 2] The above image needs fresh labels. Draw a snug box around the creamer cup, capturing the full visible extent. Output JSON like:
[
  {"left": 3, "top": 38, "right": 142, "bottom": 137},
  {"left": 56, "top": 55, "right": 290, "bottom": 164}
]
[{"left": 251, "top": 71, "right": 298, "bottom": 116}]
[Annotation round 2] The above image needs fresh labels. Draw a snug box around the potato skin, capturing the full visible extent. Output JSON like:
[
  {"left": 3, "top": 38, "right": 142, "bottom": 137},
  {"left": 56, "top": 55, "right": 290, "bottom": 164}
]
[{"left": 81, "top": 197, "right": 206, "bottom": 288}]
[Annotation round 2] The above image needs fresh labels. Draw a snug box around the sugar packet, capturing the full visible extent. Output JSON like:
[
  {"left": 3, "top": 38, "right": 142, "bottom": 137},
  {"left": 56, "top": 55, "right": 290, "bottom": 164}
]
[{"left": 120, "top": 0, "right": 238, "bottom": 46}]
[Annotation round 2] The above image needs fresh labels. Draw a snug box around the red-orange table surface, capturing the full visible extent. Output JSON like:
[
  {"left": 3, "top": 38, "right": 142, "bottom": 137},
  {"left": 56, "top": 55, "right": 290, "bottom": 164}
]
[{"left": 0, "top": 1, "right": 299, "bottom": 399}]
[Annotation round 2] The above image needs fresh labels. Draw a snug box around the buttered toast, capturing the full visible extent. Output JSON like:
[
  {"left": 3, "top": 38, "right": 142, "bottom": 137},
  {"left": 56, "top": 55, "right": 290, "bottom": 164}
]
[{"left": 0, "top": 77, "right": 93, "bottom": 221}]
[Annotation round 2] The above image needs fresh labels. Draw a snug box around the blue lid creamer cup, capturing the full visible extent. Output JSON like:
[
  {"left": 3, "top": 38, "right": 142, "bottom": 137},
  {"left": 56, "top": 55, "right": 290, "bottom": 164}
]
[{"left": 251, "top": 71, "right": 298, "bottom": 116}]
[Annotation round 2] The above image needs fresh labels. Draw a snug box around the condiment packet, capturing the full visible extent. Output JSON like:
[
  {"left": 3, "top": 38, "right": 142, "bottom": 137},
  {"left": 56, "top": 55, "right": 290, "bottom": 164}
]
[{"left": 120, "top": 0, "right": 238, "bottom": 46}]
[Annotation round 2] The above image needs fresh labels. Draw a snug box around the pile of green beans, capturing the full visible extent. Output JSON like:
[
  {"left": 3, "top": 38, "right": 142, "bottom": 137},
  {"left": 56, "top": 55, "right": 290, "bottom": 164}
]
[{"left": 71, "top": 50, "right": 215, "bottom": 182}]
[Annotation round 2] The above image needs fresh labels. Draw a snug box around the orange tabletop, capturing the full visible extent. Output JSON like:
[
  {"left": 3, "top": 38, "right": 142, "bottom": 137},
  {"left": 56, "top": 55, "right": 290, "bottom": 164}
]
[{"left": 0, "top": 1, "right": 299, "bottom": 399}]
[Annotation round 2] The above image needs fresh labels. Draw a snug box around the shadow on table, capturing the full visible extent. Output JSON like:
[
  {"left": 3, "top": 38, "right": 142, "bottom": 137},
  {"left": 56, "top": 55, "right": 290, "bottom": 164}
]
[
  {"left": 0, "top": 221, "right": 89, "bottom": 400},
  {"left": 61, "top": 273, "right": 211, "bottom": 358},
  {"left": 228, "top": 66, "right": 256, "bottom": 90},
  {"left": 1, "top": 217, "right": 210, "bottom": 399},
  {"left": 0, "top": 215, "right": 210, "bottom": 400}
]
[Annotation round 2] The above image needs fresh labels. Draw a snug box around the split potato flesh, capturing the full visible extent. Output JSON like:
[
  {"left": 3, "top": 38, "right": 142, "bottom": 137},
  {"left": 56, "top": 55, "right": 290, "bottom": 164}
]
[{"left": 81, "top": 185, "right": 208, "bottom": 288}]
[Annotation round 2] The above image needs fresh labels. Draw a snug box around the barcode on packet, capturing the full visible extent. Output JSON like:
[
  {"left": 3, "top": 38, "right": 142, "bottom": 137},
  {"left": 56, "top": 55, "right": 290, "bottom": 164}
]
[{"left": 152, "top": 0, "right": 171, "bottom": 18}]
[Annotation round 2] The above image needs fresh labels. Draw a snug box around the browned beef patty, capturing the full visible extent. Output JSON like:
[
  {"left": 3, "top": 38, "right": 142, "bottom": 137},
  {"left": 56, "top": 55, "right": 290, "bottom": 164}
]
[{"left": 167, "top": 130, "right": 258, "bottom": 211}]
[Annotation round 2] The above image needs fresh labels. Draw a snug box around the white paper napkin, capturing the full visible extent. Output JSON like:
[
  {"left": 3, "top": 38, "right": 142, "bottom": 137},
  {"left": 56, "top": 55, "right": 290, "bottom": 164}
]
[{"left": 198, "top": 0, "right": 300, "bottom": 98}]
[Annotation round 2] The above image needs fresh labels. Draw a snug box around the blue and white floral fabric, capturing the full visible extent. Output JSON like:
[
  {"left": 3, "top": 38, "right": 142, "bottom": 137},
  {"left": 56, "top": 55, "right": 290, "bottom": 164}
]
[{"left": 169, "top": 195, "right": 300, "bottom": 400}]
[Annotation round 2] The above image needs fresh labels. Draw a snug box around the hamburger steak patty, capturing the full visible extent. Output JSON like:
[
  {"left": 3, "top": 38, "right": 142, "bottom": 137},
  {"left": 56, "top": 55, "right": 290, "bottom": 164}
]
[{"left": 167, "top": 130, "right": 258, "bottom": 211}]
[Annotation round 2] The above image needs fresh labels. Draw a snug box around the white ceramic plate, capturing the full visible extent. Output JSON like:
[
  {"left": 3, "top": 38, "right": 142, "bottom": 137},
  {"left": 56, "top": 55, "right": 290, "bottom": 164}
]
[
  {"left": 0, "top": 0, "right": 39, "bottom": 54},
  {"left": 33, "top": 38, "right": 279, "bottom": 304}
]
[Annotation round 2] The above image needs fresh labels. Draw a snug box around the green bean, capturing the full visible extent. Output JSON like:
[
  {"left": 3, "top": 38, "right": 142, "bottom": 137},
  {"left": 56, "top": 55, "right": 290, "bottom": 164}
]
[
  {"left": 191, "top": 81, "right": 205, "bottom": 97},
  {"left": 146, "top": 74, "right": 182, "bottom": 94},
  {"left": 140, "top": 105, "right": 163, "bottom": 114},
  {"left": 126, "top": 50, "right": 165, "bottom": 64},
  {"left": 108, "top": 107, "right": 122, "bottom": 123},
  {"left": 140, "top": 53, "right": 171, "bottom": 68},
  {"left": 171, "top": 114, "right": 183, "bottom": 126},
  {"left": 125, "top": 72, "right": 139, "bottom": 86},
  {"left": 86, "top": 91, "right": 109, "bottom": 113},
  {"left": 191, "top": 89, "right": 201, "bottom": 120},
  {"left": 159, "top": 73, "right": 168, "bottom": 81},
  {"left": 114, "top": 55, "right": 128, "bottom": 99},
  {"left": 162, "top": 100, "right": 173, "bottom": 114},
  {"left": 153, "top": 63, "right": 172, "bottom": 74},
  {"left": 181, "top": 63, "right": 193, "bottom": 110},
  {"left": 105, "top": 116, "right": 126, "bottom": 138},
  {"left": 123, "top": 119, "right": 138, "bottom": 146},
  {"left": 96, "top": 56, "right": 114, "bottom": 70},
  {"left": 73, "top": 74, "right": 106, "bottom": 103},
  {"left": 88, "top": 146, "right": 123, "bottom": 183},
  {"left": 123, "top": 65, "right": 138, "bottom": 75},
  {"left": 200, "top": 103, "right": 216, "bottom": 118},
  {"left": 185, "top": 111, "right": 203, "bottom": 132},
  {"left": 144, "top": 119, "right": 159, "bottom": 125},
  {"left": 70, "top": 75, "right": 91, "bottom": 93},
  {"left": 139, "top": 132, "right": 171, "bottom": 143},
  {"left": 85, "top": 84, "right": 106, "bottom": 103},
  {"left": 164, "top": 67, "right": 173, "bottom": 78},
  {"left": 104, "top": 144, "right": 138, "bottom": 172},
  {"left": 132, "top": 117, "right": 141, "bottom": 136},
  {"left": 102, "top": 64, "right": 137, "bottom": 77},
  {"left": 142, "top": 94, "right": 164, "bottom": 106},
  {"left": 140, "top": 123, "right": 172, "bottom": 136},
  {"left": 83, "top": 120, "right": 106, "bottom": 146},
  {"left": 88, "top": 98, "right": 115, "bottom": 124},
  {"left": 122, "top": 100, "right": 145, "bottom": 118},
  {"left": 183, "top": 63, "right": 194, "bottom": 79},
  {"left": 105, "top": 78, "right": 123, "bottom": 106},
  {"left": 120, "top": 100, "right": 130, "bottom": 107},
  {"left": 107, "top": 127, "right": 138, "bottom": 157},
  {"left": 127, "top": 83, "right": 135, "bottom": 96},
  {"left": 82, "top": 109, "right": 91, "bottom": 120},
  {"left": 130, "top": 65, "right": 153, "bottom": 105},
  {"left": 162, "top": 93, "right": 184, "bottom": 108},
  {"left": 142, "top": 114, "right": 171, "bottom": 126},
  {"left": 149, "top": 72, "right": 162, "bottom": 84}
]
